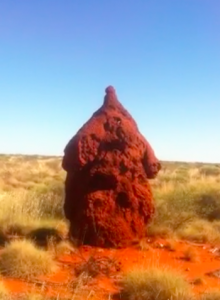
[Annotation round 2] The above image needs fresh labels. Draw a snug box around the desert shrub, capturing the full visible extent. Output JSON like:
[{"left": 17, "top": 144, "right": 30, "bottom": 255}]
[
  {"left": 177, "top": 219, "right": 220, "bottom": 244},
  {"left": 45, "top": 159, "right": 61, "bottom": 172},
  {"left": 32, "top": 182, "right": 64, "bottom": 219},
  {"left": 150, "top": 181, "right": 220, "bottom": 238},
  {"left": 176, "top": 163, "right": 190, "bottom": 174},
  {"left": 151, "top": 186, "right": 196, "bottom": 231},
  {"left": 212, "top": 220, "right": 220, "bottom": 232},
  {"left": 195, "top": 191, "right": 220, "bottom": 221},
  {"left": 121, "top": 267, "right": 193, "bottom": 300},
  {"left": 158, "top": 173, "right": 173, "bottom": 183},
  {"left": 0, "top": 240, "right": 57, "bottom": 278},
  {"left": 173, "top": 173, "right": 188, "bottom": 183},
  {"left": 158, "top": 173, "right": 188, "bottom": 184},
  {"left": 0, "top": 155, "right": 64, "bottom": 191},
  {"left": 0, "top": 282, "right": 10, "bottom": 300},
  {"left": 147, "top": 224, "right": 173, "bottom": 238},
  {"left": 1, "top": 156, "right": 220, "bottom": 247},
  {"left": 0, "top": 185, "right": 65, "bottom": 234},
  {"left": 199, "top": 165, "right": 220, "bottom": 176},
  {"left": 201, "top": 290, "right": 220, "bottom": 300}
]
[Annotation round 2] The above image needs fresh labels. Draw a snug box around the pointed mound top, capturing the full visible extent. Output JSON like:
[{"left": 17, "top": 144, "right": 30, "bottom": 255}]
[
  {"left": 103, "top": 85, "right": 119, "bottom": 107},
  {"left": 105, "top": 86, "right": 115, "bottom": 94}
]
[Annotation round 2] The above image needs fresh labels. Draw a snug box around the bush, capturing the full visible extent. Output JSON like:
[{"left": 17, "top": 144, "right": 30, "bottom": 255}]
[
  {"left": 195, "top": 191, "right": 220, "bottom": 221},
  {"left": 0, "top": 240, "right": 57, "bottom": 278},
  {"left": 199, "top": 165, "right": 220, "bottom": 176},
  {"left": 0, "top": 282, "right": 9, "bottom": 300},
  {"left": 149, "top": 182, "right": 220, "bottom": 239},
  {"left": 0, "top": 186, "right": 65, "bottom": 234},
  {"left": 121, "top": 267, "right": 193, "bottom": 300},
  {"left": 32, "top": 182, "right": 64, "bottom": 219},
  {"left": 177, "top": 219, "right": 220, "bottom": 244},
  {"left": 151, "top": 185, "right": 196, "bottom": 232},
  {"left": 201, "top": 290, "right": 220, "bottom": 300}
]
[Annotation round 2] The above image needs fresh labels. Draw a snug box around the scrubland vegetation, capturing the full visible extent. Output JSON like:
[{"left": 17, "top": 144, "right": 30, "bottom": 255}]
[
  {"left": 0, "top": 154, "right": 220, "bottom": 299},
  {"left": 1, "top": 155, "right": 219, "bottom": 245},
  {"left": 0, "top": 239, "right": 58, "bottom": 279},
  {"left": 121, "top": 267, "right": 194, "bottom": 300}
]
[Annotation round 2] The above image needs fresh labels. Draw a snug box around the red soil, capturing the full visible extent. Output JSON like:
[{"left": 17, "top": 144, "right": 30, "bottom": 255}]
[{"left": 3, "top": 238, "right": 220, "bottom": 299}]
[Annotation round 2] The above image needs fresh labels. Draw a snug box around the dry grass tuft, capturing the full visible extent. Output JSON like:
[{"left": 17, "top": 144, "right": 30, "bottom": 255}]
[
  {"left": 0, "top": 239, "right": 58, "bottom": 279},
  {"left": 0, "top": 281, "right": 10, "bottom": 300},
  {"left": 147, "top": 224, "right": 173, "bottom": 239},
  {"left": 120, "top": 267, "right": 194, "bottom": 300},
  {"left": 5, "top": 224, "right": 31, "bottom": 236},
  {"left": 19, "top": 294, "right": 44, "bottom": 300},
  {"left": 178, "top": 219, "right": 220, "bottom": 244},
  {"left": 199, "top": 165, "right": 220, "bottom": 177},
  {"left": 200, "top": 289, "right": 220, "bottom": 300}
]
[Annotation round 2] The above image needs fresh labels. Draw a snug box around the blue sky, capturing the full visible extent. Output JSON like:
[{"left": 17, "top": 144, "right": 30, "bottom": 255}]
[{"left": 0, "top": 0, "right": 219, "bottom": 162}]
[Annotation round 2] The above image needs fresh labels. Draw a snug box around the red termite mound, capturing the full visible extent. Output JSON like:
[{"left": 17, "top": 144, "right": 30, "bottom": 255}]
[{"left": 62, "top": 86, "right": 161, "bottom": 248}]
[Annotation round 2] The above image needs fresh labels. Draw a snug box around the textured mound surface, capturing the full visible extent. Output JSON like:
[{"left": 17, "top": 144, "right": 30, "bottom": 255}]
[{"left": 62, "top": 86, "right": 161, "bottom": 247}]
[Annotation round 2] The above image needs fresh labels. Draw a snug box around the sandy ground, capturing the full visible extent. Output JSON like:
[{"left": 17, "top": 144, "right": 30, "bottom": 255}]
[{"left": 2, "top": 238, "right": 220, "bottom": 299}]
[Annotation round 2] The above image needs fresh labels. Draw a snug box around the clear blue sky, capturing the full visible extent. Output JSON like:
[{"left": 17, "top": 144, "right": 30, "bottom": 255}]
[{"left": 0, "top": 0, "right": 219, "bottom": 163}]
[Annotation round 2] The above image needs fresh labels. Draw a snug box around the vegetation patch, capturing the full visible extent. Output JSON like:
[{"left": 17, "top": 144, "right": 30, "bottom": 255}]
[
  {"left": 199, "top": 165, "right": 220, "bottom": 177},
  {"left": 0, "top": 240, "right": 57, "bottom": 279},
  {"left": 0, "top": 281, "right": 10, "bottom": 300},
  {"left": 177, "top": 219, "right": 220, "bottom": 244},
  {"left": 201, "top": 289, "right": 220, "bottom": 300},
  {"left": 120, "top": 267, "right": 193, "bottom": 300}
]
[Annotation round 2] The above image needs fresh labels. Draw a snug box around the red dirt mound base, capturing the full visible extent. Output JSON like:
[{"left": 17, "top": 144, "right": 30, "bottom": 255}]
[{"left": 62, "top": 86, "right": 161, "bottom": 248}]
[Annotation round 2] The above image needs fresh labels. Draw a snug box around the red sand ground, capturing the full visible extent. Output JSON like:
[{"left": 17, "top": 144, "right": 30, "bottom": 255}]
[{"left": 2, "top": 238, "right": 220, "bottom": 299}]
